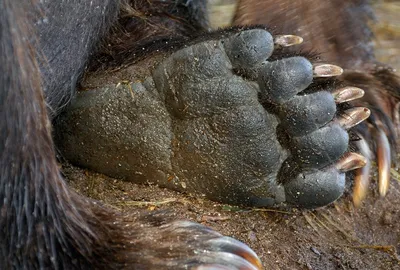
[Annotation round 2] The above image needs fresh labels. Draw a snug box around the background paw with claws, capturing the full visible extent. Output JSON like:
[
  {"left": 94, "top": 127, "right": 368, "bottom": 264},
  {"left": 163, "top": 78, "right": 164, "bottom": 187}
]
[{"left": 55, "top": 28, "right": 369, "bottom": 209}]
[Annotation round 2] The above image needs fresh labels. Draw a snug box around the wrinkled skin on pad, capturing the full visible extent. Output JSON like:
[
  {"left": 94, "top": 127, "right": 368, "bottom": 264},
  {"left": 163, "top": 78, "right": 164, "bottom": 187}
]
[{"left": 56, "top": 29, "right": 351, "bottom": 209}]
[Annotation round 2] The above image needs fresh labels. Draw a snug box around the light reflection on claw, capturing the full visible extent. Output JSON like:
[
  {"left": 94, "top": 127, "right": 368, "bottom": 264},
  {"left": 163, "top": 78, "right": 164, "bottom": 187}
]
[
  {"left": 337, "top": 107, "right": 371, "bottom": 130},
  {"left": 336, "top": 152, "right": 367, "bottom": 172},
  {"left": 352, "top": 129, "right": 392, "bottom": 207},
  {"left": 377, "top": 128, "right": 391, "bottom": 197},
  {"left": 353, "top": 136, "right": 372, "bottom": 207},
  {"left": 274, "top": 35, "right": 303, "bottom": 47},
  {"left": 333, "top": 86, "right": 365, "bottom": 104},
  {"left": 313, "top": 64, "right": 343, "bottom": 77},
  {"left": 329, "top": 85, "right": 393, "bottom": 206}
]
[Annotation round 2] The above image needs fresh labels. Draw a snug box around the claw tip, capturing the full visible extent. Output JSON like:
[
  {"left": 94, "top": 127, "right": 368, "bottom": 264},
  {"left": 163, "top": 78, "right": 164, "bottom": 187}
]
[
  {"left": 274, "top": 35, "right": 303, "bottom": 47},
  {"left": 313, "top": 64, "right": 343, "bottom": 77},
  {"left": 333, "top": 87, "right": 365, "bottom": 103}
]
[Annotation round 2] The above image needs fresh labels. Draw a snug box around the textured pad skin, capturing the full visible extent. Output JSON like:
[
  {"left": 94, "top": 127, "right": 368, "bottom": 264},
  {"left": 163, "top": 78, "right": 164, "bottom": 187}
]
[{"left": 55, "top": 29, "right": 348, "bottom": 208}]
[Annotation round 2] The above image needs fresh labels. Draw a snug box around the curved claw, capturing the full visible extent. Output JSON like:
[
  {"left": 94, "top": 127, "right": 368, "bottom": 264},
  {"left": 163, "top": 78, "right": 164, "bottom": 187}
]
[
  {"left": 377, "top": 129, "right": 391, "bottom": 197},
  {"left": 274, "top": 35, "right": 303, "bottom": 47},
  {"left": 313, "top": 64, "right": 343, "bottom": 77},
  {"left": 336, "top": 152, "right": 367, "bottom": 172},
  {"left": 337, "top": 107, "right": 371, "bottom": 129},
  {"left": 332, "top": 86, "right": 365, "bottom": 104},
  {"left": 206, "top": 237, "right": 263, "bottom": 270},
  {"left": 192, "top": 252, "right": 260, "bottom": 270},
  {"left": 353, "top": 137, "right": 372, "bottom": 207}
]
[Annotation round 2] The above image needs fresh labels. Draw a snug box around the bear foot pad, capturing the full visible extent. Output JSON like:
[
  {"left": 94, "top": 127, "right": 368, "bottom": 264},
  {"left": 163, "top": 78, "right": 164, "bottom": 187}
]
[{"left": 55, "top": 28, "right": 369, "bottom": 209}]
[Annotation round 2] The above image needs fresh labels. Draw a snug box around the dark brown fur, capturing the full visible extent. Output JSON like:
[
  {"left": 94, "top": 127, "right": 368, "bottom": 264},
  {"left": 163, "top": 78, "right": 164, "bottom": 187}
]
[
  {"left": 92, "top": 0, "right": 209, "bottom": 69},
  {"left": 234, "top": 0, "right": 375, "bottom": 67},
  {"left": 0, "top": 0, "right": 221, "bottom": 269},
  {"left": 0, "top": 1, "right": 119, "bottom": 268}
]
